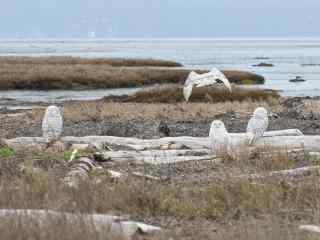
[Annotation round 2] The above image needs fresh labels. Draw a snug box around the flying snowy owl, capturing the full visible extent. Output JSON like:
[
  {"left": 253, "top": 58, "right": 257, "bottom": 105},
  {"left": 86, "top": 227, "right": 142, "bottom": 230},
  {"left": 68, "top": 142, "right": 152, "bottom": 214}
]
[
  {"left": 42, "top": 106, "right": 63, "bottom": 143},
  {"left": 209, "top": 120, "right": 231, "bottom": 156},
  {"left": 246, "top": 107, "right": 269, "bottom": 145},
  {"left": 183, "top": 67, "right": 232, "bottom": 102}
]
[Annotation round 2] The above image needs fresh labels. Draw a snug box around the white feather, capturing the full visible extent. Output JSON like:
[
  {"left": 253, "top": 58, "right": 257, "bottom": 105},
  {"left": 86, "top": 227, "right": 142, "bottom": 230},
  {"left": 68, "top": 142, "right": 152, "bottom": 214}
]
[
  {"left": 183, "top": 84, "right": 193, "bottom": 101},
  {"left": 42, "top": 106, "right": 63, "bottom": 143},
  {"left": 183, "top": 67, "right": 232, "bottom": 102},
  {"left": 209, "top": 120, "right": 231, "bottom": 156},
  {"left": 246, "top": 107, "right": 269, "bottom": 145}
]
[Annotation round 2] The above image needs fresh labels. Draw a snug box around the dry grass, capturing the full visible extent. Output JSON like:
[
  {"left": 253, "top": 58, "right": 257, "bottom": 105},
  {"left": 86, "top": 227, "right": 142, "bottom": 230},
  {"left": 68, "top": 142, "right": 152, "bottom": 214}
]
[
  {"left": 29, "top": 99, "right": 280, "bottom": 123},
  {"left": 0, "top": 56, "right": 182, "bottom": 67},
  {"left": 0, "top": 57, "right": 264, "bottom": 90},
  {"left": 0, "top": 215, "right": 118, "bottom": 240},
  {"left": 110, "top": 85, "right": 280, "bottom": 103},
  {"left": 0, "top": 147, "right": 319, "bottom": 239}
]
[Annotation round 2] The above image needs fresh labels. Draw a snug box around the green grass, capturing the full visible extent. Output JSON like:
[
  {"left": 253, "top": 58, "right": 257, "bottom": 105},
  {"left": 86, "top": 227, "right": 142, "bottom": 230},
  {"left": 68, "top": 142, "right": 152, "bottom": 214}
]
[
  {"left": 242, "top": 79, "right": 254, "bottom": 85},
  {"left": 0, "top": 147, "right": 14, "bottom": 158}
]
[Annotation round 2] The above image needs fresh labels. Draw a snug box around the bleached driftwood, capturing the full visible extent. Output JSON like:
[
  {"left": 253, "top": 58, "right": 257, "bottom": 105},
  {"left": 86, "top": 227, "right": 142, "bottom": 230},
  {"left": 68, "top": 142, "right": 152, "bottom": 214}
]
[
  {"left": 131, "top": 171, "right": 161, "bottom": 181},
  {"left": 0, "top": 209, "right": 161, "bottom": 239},
  {"left": 107, "top": 170, "right": 124, "bottom": 179},
  {"left": 1, "top": 129, "right": 306, "bottom": 152},
  {"left": 64, "top": 157, "right": 99, "bottom": 187},
  {"left": 299, "top": 225, "right": 320, "bottom": 234},
  {"left": 94, "top": 149, "right": 216, "bottom": 165},
  {"left": 262, "top": 129, "right": 303, "bottom": 137},
  {"left": 107, "top": 170, "right": 160, "bottom": 181},
  {"left": 240, "top": 165, "right": 320, "bottom": 180}
]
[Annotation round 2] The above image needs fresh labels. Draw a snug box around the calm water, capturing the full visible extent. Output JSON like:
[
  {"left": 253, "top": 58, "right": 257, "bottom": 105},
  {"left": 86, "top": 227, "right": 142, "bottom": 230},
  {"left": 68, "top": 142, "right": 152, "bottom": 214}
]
[{"left": 1, "top": 39, "right": 320, "bottom": 103}]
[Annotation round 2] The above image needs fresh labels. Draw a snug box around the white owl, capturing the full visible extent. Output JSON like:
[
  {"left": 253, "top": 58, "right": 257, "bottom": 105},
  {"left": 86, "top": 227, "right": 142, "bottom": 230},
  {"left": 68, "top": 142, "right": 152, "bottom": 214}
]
[
  {"left": 42, "top": 106, "right": 63, "bottom": 143},
  {"left": 209, "top": 120, "right": 231, "bottom": 156},
  {"left": 183, "top": 67, "right": 232, "bottom": 102},
  {"left": 246, "top": 107, "right": 269, "bottom": 145}
]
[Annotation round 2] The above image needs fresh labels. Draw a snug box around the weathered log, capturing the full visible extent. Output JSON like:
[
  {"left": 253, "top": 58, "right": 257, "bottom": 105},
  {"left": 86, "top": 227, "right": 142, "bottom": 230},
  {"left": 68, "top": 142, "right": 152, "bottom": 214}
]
[
  {"left": 0, "top": 209, "right": 161, "bottom": 239},
  {"left": 299, "top": 225, "right": 320, "bottom": 234},
  {"left": 64, "top": 157, "right": 98, "bottom": 187},
  {"left": 94, "top": 149, "right": 215, "bottom": 164},
  {"left": 240, "top": 165, "right": 320, "bottom": 180},
  {"left": 63, "top": 136, "right": 210, "bottom": 150},
  {"left": 131, "top": 171, "right": 161, "bottom": 181},
  {"left": 262, "top": 129, "right": 303, "bottom": 137},
  {"left": 107, "top": 170, "right": 160, "bottom": 181},
  {"left": 2, "top": 129, "right": 314, "bottom": 154}
]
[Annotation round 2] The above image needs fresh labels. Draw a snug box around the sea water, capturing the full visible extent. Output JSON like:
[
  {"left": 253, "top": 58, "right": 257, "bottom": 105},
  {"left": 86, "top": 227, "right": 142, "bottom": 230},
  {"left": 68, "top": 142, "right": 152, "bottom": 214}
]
[{"left": 0, "top": 38, "right": 320, "bottom": 103}]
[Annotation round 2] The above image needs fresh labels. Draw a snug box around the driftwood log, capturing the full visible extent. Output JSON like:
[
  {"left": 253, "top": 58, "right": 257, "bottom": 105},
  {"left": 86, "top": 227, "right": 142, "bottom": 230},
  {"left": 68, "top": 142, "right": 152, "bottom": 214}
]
[
  {"left": 299, "top": 225, "right": 320, "bottom": 234},
  {"left": 2, "top": 129, "right": 306, "bottom": 151},
  {"left": 94, "top": 149, "right": 217, "bottom": 165},
  {"left": 1, "top": 129, "right": 316, "bottom": 165},
  {"left": 64, "top": 157, "right": 100, "bottom": 187},
  {"left": 0, "top": 209, "right": 161, "bottom": 239},
  {"left": 239, "top": 165, "right": 320, "bottom": 180}
]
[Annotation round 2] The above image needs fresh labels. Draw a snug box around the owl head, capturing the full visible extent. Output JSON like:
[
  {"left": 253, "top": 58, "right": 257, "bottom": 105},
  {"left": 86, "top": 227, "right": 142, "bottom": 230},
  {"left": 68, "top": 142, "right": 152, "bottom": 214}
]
[
  {"left": 45, "top": 105, "right": 62, "bottom": 117},
  {"left": 253, "top": 107, "right": 268, "bottom": 119},
  {"left": 210, "top": 120, "right": 228, "bottom": 134}
]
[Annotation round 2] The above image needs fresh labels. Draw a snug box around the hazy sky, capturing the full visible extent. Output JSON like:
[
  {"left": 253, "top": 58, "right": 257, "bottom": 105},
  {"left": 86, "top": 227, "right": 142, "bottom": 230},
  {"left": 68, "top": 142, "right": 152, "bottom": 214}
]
[{"left": 1, "top": 0, "right": 319, "bottom": 38}]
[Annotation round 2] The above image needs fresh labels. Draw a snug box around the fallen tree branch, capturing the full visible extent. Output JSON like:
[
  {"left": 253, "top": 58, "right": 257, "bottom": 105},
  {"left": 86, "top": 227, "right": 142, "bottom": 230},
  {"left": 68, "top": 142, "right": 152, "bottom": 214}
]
[
  {"left": 107, "top": 170, "right": 160, "bottom": 181},
  {"left": 299, "top": 225, "right": 320, "bottom": 234},
  {"left": 94, "top": 149, "right": 216, "bottom": 164},
  {"left": 262, "top": 129, "right": 303, "bottom": 137},
  {"left": 1, "top": 129, "right": 312, "bottom": 153},
  {"left": 0, "top": 209, "right": 161, "bottom": 239},
  {"left": 239, "top": 165, "right": 320, "bottom": 180},
  {"left": 64, "top": 157, "right": 99, "bottom": 187}
]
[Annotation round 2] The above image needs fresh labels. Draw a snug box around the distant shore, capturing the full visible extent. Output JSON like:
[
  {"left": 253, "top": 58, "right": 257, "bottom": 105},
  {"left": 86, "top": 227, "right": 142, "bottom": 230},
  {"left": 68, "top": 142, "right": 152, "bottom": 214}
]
[{"left": 0, "top": 56, "right": 264, "bottom": 90}]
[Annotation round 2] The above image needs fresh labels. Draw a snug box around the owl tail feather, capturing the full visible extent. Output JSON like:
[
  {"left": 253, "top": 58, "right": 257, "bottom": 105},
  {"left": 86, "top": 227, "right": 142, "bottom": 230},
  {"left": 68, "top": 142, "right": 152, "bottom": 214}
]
[{"left": 247, "top": 132, "right": 256, "bottom": 146}]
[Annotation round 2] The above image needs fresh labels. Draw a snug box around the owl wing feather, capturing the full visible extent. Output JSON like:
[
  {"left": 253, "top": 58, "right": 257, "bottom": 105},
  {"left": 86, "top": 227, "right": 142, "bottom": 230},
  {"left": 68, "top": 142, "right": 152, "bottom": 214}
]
[
  {"left": 246, "top": 117, "right": 268, "bottom": 145},
  {"left": 42, "top": 108, "right": 63, "bottom": 142}
]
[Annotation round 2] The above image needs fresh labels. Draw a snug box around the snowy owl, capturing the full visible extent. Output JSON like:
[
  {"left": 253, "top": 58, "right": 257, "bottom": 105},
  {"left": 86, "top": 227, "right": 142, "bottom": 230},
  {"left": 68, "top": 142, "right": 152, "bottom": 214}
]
[
  {"left": 183, "top": 67, "right": 232, "bottom": 101},
  {"left": 246, "top": 107, "right": 269, "bottom": 145},
  {"left": 42, "top": 106, "right": 63, "bottom": 143},
  {"left": 209, "top": 120, "right": 231, "bottom": 156}
]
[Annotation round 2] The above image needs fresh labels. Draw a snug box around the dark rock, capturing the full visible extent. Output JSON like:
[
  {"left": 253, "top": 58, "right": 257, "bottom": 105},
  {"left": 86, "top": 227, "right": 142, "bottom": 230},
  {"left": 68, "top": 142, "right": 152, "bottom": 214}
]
[
  {"left": 254, "top": 57, "right": 270, "bottom": 60},
  {"left": 289, "top": 76, "right": 306, "bottom": 83},
  {"left": 158, "top": 120, "right": 170, "bottom": 137},
  {"left": 252, "top": 62, "right": 274, "bottom": 67}
]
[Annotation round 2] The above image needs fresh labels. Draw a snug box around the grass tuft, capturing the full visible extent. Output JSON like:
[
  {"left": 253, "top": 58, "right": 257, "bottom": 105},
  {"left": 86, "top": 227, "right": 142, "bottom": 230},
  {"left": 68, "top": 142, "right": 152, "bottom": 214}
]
[
  {"left": 0, "top": 147, "right": 14, "bottom": 158},
  {"left": 107, "top": 85, "right": 280, "bottom": 104}
]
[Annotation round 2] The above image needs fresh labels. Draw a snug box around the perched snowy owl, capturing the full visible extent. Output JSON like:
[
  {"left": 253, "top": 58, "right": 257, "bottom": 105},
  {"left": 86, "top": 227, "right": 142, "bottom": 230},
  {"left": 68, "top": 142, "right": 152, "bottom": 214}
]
[
  {"left": 246, "top": 107, "right": 269, "bottom": 145},
  {"left": 183, "top": 67, "right": 232, "bottom": 102},
  {"left": 209, "top": 120, "right": 231, "bottom": 156},
  {"left": 42, "top": 106, "right": 63, "bottom": 143}
]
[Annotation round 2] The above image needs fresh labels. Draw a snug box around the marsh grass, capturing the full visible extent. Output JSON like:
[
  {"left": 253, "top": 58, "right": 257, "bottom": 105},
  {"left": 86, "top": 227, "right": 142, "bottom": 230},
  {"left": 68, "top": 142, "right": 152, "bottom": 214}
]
[
  {"left": 0, "top": 146, "right": 319, "bottom": 239},
  {"left": 115, "top": 85, "right": 280, "bottom": 103},
  {"left": 30, "top": 99, "right": 280, "bottom": 123},
  {"left": 0, "top": 57, "right": 264, "bottom": 90},
  {"left": 0, "top": 56, "right": 182, "bottom": 67}
]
